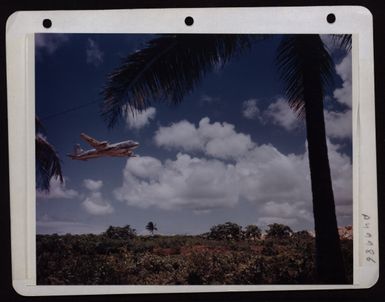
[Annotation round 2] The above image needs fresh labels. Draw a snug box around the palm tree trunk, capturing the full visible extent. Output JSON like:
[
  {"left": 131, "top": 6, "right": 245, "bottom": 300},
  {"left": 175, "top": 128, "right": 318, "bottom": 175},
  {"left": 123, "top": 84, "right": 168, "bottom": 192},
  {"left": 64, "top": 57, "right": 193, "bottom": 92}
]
[{"left": 302, "top": 37, "right": 347, "bottom": 283}]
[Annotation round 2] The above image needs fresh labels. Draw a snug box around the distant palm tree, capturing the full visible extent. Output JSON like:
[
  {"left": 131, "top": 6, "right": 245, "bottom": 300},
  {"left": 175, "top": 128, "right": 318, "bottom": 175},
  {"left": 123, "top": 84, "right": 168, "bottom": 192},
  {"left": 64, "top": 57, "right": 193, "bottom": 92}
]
[
  {"left": 36, "top": 117, "right": 63, "bottom": 191},
  {"left": 101, "top": 34, "right": 351, "bottom": 283},
  {"left": 145, "top": 221, "right": 158, "bottom": 236}
]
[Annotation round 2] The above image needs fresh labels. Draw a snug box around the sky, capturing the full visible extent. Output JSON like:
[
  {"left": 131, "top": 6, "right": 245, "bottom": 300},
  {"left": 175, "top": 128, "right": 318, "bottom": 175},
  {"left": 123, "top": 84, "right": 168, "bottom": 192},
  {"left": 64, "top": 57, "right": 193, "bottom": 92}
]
[{"left": 35, "top": 34, "right": 352, "bottom": 235}]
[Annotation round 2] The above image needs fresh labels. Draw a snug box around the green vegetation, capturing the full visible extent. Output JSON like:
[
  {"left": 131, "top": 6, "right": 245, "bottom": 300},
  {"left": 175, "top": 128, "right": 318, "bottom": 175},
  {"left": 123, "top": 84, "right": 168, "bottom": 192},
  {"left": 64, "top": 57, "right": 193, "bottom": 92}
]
[
  {"left": 104, "top": 225, "right": 137, "bottom": 240},
  {"left": 265, "top": 223, "right": 293, "bottom": 239},
  {"left": 36, "top": 223, "right": 353, "bottom": 285}
]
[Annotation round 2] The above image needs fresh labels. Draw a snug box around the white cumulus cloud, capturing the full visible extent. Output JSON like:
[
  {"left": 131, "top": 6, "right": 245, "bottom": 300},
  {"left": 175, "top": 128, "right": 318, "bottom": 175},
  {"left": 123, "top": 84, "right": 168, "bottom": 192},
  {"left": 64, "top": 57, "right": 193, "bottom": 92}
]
[
  {"left": 154, "top": 120, "right": 203, "bottom": 151},
  {"left": 82, "top": 192, "right": 114, "bottom": 215},
  {"left": 37, "top": 178, "right": 78, "bottom": 199},
  {"left": 264, "top": 98, "right": 300, "bottom": 131},
  {"left": 154, "top": 117, "right": 255, "bottom": 159},
  {"left": 236, "top": 145, "right": 311, "bottom": 204},
  {"left": 114, "top": 154, "right": 240, "bottom": 211},
  {"left": 333, "top": 52, "right": 352, "bottom": 108},
  {"left": 324, "top": 109, "right": 352, "bottom": 139},
  {"left": 82, "top": 179, "right": 114, "bottom": 215},
  {"left": 256, "top": 200, "right": 313, "bottom": 228},
  {"left": 125, "top": 107, "right": 156, "bottom": 130},
  {"left": 242, "top": 99, "right": 261, "bottom": 120},
  {"left": 324, "top": 52, "right": 352, "bottom": 139},
  {"left": 83, "top": 179, "right": 103, "bottom": 191},
  {"left": 326, "top": 140, "right": 352, "bottom": 204}
]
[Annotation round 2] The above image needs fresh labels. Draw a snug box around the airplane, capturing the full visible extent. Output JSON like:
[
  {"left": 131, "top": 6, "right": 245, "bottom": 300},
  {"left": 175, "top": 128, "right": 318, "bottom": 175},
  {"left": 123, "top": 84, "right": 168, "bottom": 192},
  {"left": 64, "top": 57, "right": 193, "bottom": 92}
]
[{"left": 67, "top": 133, "right": 139, "bottom": 161}]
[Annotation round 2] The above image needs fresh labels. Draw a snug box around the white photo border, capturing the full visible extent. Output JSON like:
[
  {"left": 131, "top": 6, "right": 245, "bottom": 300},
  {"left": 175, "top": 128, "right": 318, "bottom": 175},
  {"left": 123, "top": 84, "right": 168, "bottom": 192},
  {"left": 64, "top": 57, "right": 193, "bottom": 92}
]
[{"left": 6, "top": 6, "right": 378, "bottom": 296}]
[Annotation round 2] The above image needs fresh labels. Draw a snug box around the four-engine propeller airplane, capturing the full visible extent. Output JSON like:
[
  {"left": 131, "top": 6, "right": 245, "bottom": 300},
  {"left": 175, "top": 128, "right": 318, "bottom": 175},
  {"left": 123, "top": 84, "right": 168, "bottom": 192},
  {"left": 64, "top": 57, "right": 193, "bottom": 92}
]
[{"left": 67, "top": 133, "right": 139, "bottom": 161}]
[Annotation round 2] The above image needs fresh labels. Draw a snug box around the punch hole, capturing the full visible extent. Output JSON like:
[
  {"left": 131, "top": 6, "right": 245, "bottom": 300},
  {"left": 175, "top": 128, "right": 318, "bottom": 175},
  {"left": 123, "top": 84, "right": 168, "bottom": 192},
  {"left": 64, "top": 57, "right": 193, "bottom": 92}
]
[
  {"left": 42, "top": 19, "right": 52, "bottom": 29},
  {"left": 326, "top": 13, "right": 336, "bottom": 24},
  {"left": 185, "top": 16, "right": 194, "bottom": 26}
]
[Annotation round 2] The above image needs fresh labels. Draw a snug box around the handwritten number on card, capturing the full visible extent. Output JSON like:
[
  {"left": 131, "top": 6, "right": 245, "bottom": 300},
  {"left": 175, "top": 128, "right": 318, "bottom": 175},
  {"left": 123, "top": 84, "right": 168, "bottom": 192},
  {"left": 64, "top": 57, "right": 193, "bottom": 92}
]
[{"left": 362, "top": 214, "right": 376, "bottom": 264}]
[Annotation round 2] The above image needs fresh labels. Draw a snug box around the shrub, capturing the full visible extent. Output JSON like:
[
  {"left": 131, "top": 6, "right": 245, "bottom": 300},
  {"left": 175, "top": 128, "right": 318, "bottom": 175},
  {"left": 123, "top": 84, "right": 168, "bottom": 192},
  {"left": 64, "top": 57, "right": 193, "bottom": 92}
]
[
  {"left": 208, "top": 222, "right": 243, "bottom": 241},
  {"left": 261, "top": 239, "right": 278, "bottom": 256},
  {"left": 104, "top": 225, "right": 136, "bottom": 240},
  {"left": 265, "top": 223, "right": 293, "bottom": 239},
  {"left": 292, "top": 230, "right": 313, "bottom": 240},
  {"left": 243, "top": 224, "right": 262, "bottom": 240}
]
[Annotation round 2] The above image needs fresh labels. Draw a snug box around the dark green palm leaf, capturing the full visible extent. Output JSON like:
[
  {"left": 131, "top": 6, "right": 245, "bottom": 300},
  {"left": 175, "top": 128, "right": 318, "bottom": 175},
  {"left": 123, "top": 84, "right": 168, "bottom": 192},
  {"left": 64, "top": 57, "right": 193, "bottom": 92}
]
[
  {"left": 331, "top": 34, "right": 352, "bottom": 52},
  {"left": 36, "top": 134, "right": 63, "bottom": 191},
  {"left": 276, "top": 34, "right": 335, "bottom": 118},
  {"left": 36, "top": 116, "right": 45, "bottom": 133},
  {"left": 101, "top": 34, "right": 262, "bottom": 128},
  {"left": 146, "top": 221, "right": 157, "bottom": 231}
]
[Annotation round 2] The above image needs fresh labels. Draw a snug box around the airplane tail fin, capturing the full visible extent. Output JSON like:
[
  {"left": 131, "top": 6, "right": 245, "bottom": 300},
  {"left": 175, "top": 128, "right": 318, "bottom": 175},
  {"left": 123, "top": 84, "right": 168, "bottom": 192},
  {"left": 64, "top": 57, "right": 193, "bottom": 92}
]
[
  {"left": 73, "top": 144, "right": 83, "bottom": 155},
  {"left": 67, "top": 144, "right": 87, "bottom": 160}
]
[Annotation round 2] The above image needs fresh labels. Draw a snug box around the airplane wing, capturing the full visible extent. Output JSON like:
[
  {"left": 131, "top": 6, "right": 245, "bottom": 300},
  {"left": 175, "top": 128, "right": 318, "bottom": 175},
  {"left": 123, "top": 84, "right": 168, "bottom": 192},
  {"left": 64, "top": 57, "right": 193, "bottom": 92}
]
[{"left": 80, "top": 133, "right": 108, "bottom": 150}]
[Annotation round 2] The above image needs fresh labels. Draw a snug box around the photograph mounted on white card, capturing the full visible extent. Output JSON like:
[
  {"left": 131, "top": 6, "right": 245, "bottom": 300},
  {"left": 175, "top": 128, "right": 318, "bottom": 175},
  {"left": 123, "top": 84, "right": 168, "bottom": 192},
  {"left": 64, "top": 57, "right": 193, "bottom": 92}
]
[{"left": 6, "top": 6, "right": 377, "bottom": 296}]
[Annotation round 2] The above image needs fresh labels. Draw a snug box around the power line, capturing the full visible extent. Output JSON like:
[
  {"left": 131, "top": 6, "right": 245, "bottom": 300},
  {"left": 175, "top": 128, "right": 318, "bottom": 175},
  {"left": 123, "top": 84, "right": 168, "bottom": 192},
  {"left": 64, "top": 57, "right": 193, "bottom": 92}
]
[{"left": 40, "top": 100, "right": 100, "bottom": 121}]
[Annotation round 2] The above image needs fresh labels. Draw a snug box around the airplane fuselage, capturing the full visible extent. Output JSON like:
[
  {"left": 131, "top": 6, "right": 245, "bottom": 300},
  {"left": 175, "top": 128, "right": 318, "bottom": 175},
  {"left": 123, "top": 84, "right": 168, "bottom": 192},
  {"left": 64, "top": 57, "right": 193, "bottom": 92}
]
[{"left": 68, "top": 140, "right": 139, "bottom": 161}]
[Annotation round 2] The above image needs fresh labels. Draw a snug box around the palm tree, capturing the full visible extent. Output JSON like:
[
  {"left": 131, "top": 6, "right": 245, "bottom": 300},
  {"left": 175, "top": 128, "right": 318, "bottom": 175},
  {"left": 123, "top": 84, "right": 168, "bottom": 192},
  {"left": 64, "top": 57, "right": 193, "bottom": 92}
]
[
  {"left": 36, "top": 117, "right": 63, "bottom": 191},
  {"left": 101, "top": 34, "right": 351, "bottom": 283},
  {"left": 276, "top": 35, "right": 347, "bottom": 283},
  {"left": 145, "top": 221, "right": 158, "bottom": 236}
]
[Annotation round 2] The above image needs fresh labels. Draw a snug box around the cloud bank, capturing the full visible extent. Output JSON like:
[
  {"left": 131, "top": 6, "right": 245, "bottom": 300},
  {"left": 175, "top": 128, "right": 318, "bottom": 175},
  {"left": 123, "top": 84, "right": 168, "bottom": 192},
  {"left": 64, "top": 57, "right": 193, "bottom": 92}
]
[
  {"left": 154, "top": 117, "right": 255, "bottom": 160},
  {"left": 115, "top": 118, "right": 352, "bottom": 229}
]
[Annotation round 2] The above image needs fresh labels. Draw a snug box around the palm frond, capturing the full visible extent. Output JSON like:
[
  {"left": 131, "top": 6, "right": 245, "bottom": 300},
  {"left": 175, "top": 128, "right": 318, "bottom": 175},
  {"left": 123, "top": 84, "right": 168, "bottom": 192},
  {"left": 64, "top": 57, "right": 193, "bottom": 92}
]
[
  {"left": 36, "top": 117, "right": 45, "bottom": 133},
  {"left": 101, "top": 34, "right": 264, "bottom": 128},
  {"left": 36, "top": 134, "right": 63, "bottom": 191},
  {"left": 331, "top": 34, "right": 352, "bottom": 52},
  {"left": 276, "top": 34, "right": 335, "bottom": 118}
]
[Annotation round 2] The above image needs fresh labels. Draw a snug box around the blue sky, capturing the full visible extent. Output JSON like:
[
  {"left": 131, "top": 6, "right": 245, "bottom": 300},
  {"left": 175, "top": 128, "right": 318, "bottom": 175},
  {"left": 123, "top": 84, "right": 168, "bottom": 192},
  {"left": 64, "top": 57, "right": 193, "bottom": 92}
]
[{"left": 35, "top": 34, "right": 352, "bottom": 235}]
